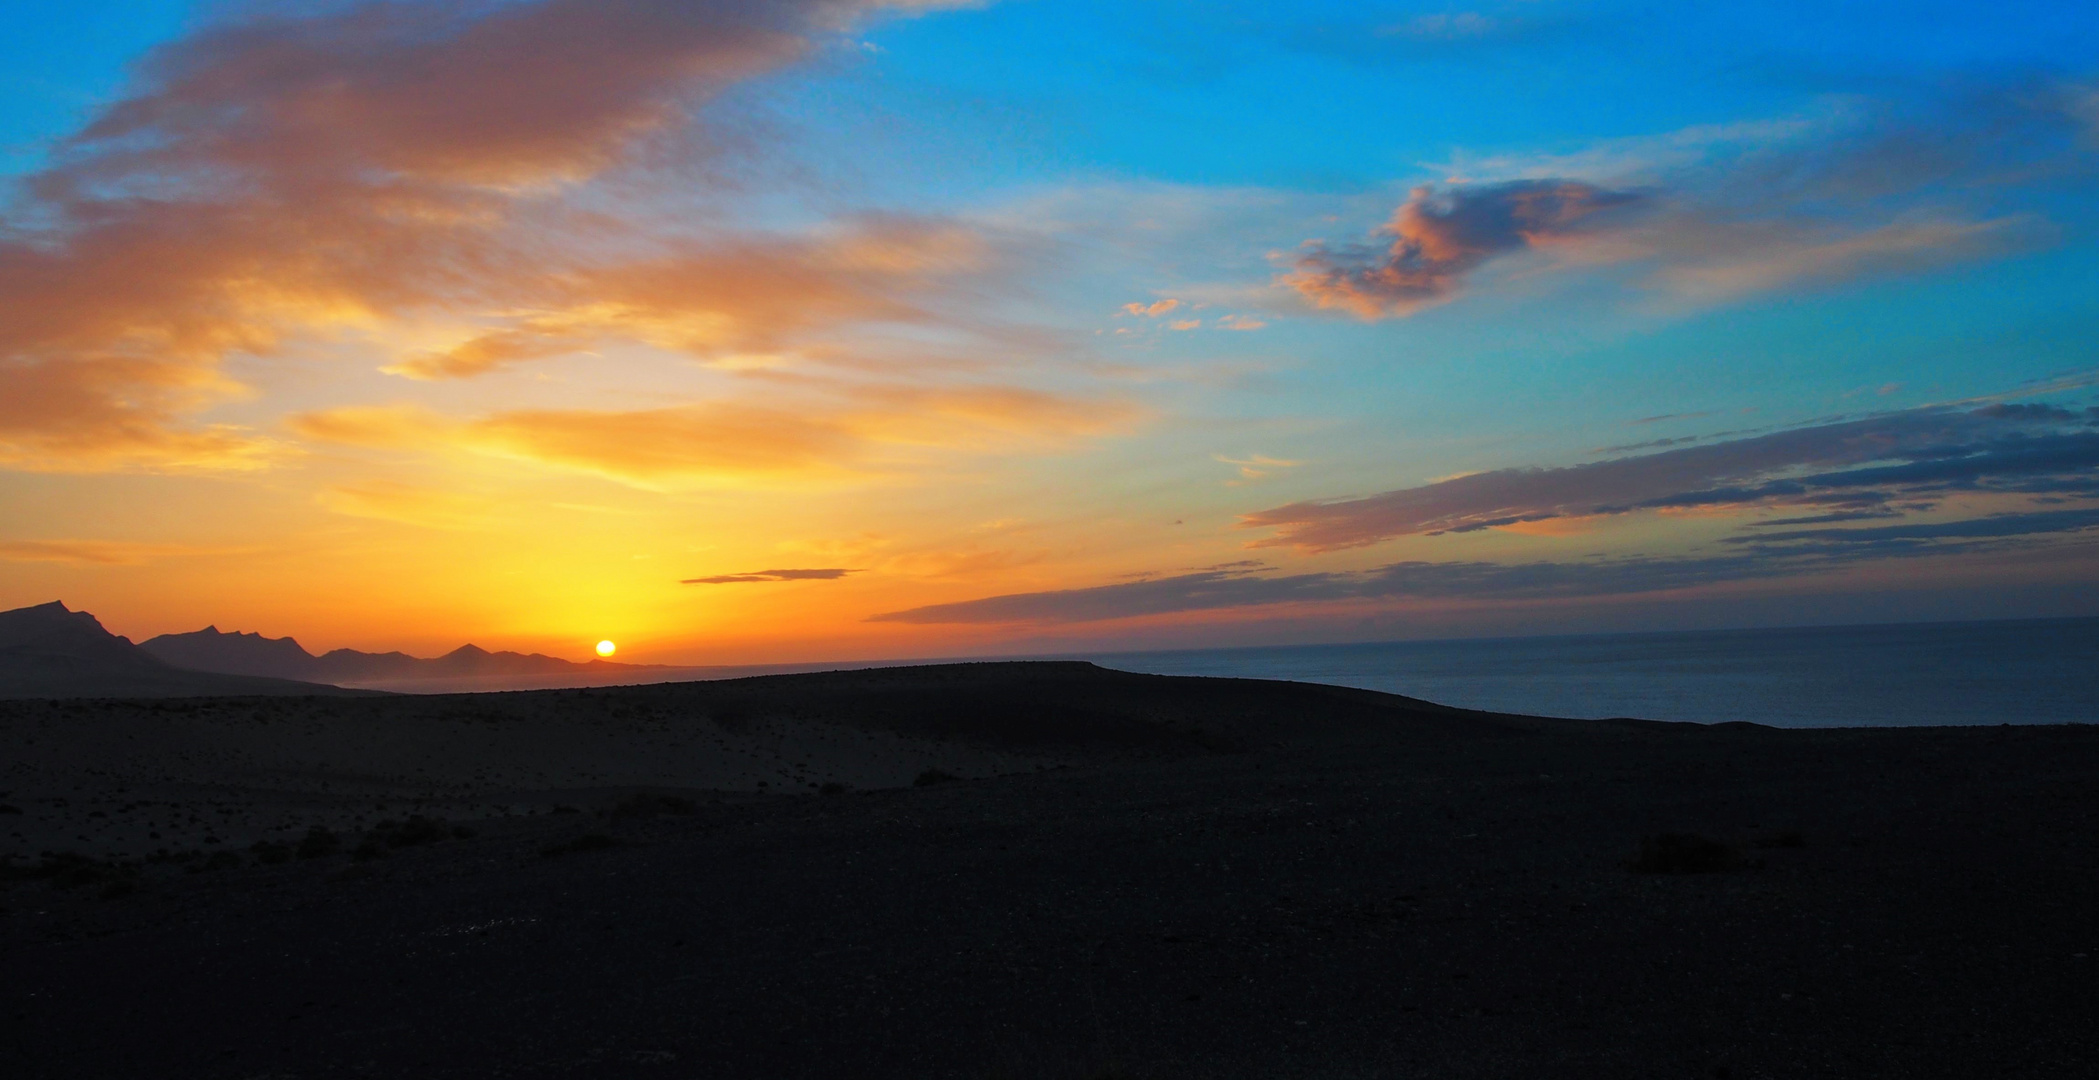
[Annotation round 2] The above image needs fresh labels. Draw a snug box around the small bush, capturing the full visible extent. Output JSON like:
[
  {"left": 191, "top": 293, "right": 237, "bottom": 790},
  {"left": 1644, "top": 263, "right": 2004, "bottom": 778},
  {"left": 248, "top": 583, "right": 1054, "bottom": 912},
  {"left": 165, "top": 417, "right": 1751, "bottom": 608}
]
[
  {"left": 377, "top": 815, "right": 448, "bottom": 848},
  {"left": 251, "top": 841, "right": 293, "bottom": 865},
  {"left": 1756, "top": 830, "right": 1807, "bottom": 849},
  {"left": 1629, "top": 833, "right": 1741, "bottom": 874},
  {"left": 541, "top": 834, "right": 620, "bottom": 858},
  {"left": 35, "top": 853, "right": 107, "bottom": 889},
  {"left": 350, "top": 838, "right": 385, "bottom": 862},
  {"left": 609, "top": 794, "right": 696, "bottom": 818},
  {"left": 914, "top": 769, "right": 959, "bottom": 788},
  {"left": 195, "top": 851, "right": 242, "bottom": 872},
  {"left": 819, "top": 782, "right": 849, "bottom": 796},
  {"left": 296, "top": 826, "right": 341, "bottom": 859}
]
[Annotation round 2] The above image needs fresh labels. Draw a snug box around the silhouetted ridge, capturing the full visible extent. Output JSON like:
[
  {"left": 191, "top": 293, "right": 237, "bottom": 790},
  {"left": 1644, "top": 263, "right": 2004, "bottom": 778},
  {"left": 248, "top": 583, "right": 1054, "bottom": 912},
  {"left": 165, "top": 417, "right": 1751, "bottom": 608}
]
[
  {"left": 0, "top": 602, "right": 363, "bottom": 699},
  {"left": 139, "top": 626, "right": 321, "bottom": 679},
  {"left": 0, "top": 601, "right": 161, "bottom": 668},
  {"left": 141, "top": 625, "right": 655, "bottom": 685}
]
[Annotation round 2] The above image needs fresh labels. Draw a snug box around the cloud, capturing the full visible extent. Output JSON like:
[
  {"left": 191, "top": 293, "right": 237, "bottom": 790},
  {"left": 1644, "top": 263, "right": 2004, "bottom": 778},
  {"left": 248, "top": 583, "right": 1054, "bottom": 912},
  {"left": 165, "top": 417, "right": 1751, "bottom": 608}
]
[
  {"left": 867, "top": 555, "right": 1788, "bottom": 624},
  {"left": 0, "top": 539, "right": 220, "bottom": 565},
  {"left": 1380, "top": 12, "right": 1501, "bottom": 40},
  {"left": 1217, "top": 314, "right": 1268, "bottom": 330},
  {"left": 289, "top": 383, "right": 1140, "bottom": 488},
  {"left": 1726, "top": 506, "right": 2099, "bottom": 549},
  {"left": 683, "top": 567, "right": 858, "bottom": 583},
  {"left": 1216, "top": 453, "right": 1303, "bottom": 481},
  {"left": 1244, "top": 403, "right": 2099, "bottom": 551},
  {"left": 314, "top": 480, "right": 494, "bottom": 530},
  {"left": 873, "top": 503, "right": 2099, "bottom": 625},
  {"left": 1277, "top": 84, "right": 2090, "bottom": 320},
  {"left": 383, "top": 216, "right": 989, "bottom": 379},
  {"left": 1645, "top": 215, "right": 2043, "bottom": 303},
  {"left": 0, "top": 0, "right": 991, "bottom": 471},
  {"left": 1121, "top": 299, "right": 1182, "bottom": 317},
  {"left": 1281, "top": 180, "right": 1645, "bottom": 318}
]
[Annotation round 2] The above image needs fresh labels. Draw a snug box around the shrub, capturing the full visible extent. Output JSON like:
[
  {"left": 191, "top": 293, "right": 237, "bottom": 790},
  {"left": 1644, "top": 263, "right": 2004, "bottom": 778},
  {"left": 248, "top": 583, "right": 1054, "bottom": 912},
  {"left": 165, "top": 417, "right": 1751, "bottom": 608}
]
[
  {"left": 1629, "top": 833, "right": 1740, "bottom": 874},
  {"left": 251, "top": 841, "right": 293, "bottom": 865},
  {"left": 199, "top": 851, "right": 242, "bottom": 872},
  {"left": 36, "top": 852, "right": 107, "bottom": 889},
  {"left": 378, "top": 815, "right": 448, "bottom": 848},
  {"left": 541, "top": 834, "right": 620, "bottom": 858},
  {"left": 819, "top": 782, "right": 849, "bottom": 796},
  {"left": 609, "top": 794, "right": 696, "bottom": 818},
  {"left": 297, "top": 826, "right": 341, "bottom": 859},
  {"left": 914, "top": 769, "right": 960, "bottom": 787}
]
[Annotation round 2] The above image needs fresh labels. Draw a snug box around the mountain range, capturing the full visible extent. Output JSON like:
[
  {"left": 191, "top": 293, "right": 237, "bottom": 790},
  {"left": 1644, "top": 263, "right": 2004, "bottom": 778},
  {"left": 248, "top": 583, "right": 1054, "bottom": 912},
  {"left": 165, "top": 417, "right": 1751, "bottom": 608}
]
[
  {"left": 138, "top": 625, "right": 655, "bottom": 685},
  {"left": 0, "top": 601, "right": 368, "bottom": 699}
]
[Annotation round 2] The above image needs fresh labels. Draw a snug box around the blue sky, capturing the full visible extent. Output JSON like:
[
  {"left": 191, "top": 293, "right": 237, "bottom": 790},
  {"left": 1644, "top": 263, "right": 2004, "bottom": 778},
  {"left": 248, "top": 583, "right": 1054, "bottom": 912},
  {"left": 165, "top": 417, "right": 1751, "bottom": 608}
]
[{"left": 0, "top": 0, "right": 2095, "bottom": 659}]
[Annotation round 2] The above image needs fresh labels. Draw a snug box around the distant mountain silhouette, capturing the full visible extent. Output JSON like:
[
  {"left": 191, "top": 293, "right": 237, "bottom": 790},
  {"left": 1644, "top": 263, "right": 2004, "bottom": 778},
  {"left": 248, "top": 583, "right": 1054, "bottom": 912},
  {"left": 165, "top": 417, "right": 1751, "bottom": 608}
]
[
  {"left": 0, "top": 602, "right": 368, "bottom": 699},
  {"left": 140, "top": 625, "right": 654, "bottom": 686}
]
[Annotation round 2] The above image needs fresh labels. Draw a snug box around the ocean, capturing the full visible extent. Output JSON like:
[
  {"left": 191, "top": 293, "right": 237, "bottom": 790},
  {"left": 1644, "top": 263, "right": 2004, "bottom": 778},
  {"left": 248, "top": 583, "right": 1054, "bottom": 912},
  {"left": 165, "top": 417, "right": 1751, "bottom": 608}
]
[{"left": 1081, "top": 617, "right": 2099, "bottom": 728}]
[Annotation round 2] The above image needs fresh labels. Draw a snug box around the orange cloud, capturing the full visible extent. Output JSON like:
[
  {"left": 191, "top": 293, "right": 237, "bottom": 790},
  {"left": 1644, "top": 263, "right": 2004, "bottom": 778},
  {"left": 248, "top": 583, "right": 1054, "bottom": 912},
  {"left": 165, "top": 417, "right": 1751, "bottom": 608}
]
[
  {"left": 0, "top": 0, "right": 994, "bottom": 470},
  {"left": 0, "top": 539, "right": 222, "bottom": 565},
  {"left": 379, "top": 217, "right": 985, "bottom": 379},
  {"left": 1283, "top": 181, "right": 1641, "bottom": 318},
  {"left": 315, "top": 481, "right": 496, "bottom": 530},
  {"left": 1492, "top": 515, "right": 1602, "bottom": 537},
  {"left": 291, "top": 383, "right": 1141, "bottom": 488},
  {"left": 1121, "top": 298, "right": 1182, "bottom": 317}
]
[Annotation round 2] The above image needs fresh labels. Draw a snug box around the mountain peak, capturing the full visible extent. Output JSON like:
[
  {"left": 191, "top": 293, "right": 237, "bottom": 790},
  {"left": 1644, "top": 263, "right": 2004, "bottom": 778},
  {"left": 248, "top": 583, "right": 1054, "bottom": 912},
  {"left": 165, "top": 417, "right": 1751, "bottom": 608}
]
[
  {"left": 0, "top": 600, "right": 132, "bottom": 651},
  {"left": 140, "top": 624, "right": 319, "bottom": 679}
]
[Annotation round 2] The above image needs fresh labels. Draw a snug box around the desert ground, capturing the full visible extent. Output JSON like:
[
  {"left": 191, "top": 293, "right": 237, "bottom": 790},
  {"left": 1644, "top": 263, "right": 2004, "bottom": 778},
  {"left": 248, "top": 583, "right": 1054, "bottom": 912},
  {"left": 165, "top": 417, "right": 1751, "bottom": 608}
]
[{"left": 2, "top": 662, "right": 2095, "bottom": 1078}]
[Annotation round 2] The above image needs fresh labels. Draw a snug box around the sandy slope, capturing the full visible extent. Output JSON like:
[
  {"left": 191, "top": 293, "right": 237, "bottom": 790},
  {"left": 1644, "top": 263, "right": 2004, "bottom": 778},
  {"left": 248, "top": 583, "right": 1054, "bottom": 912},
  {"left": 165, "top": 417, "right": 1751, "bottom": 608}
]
[{"left": 0, "top": 662, "right": 1451, "bottom": 861}]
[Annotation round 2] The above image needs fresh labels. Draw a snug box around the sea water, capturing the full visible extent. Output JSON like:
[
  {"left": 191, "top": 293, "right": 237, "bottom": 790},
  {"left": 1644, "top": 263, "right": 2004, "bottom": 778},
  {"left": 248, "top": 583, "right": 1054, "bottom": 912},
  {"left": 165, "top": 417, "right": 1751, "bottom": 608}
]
[{"left": 1081, "top": 617, "right": 2099, "bottom": 728}]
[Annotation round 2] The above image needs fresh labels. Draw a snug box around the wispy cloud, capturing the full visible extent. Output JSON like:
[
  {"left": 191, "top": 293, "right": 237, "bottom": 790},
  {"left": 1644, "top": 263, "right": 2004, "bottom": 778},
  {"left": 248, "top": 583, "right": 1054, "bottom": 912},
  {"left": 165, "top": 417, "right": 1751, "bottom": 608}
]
[
  {"left": 1216, "top": 453, "right": 1304, "bottom": 481},
  {"left": 315, "top": 481, "right": 495, "bottom": 530},
  {"left": 290, "top": 383, "right": 1140, "bottom": 488},
  {"left": 0, "top": 539, "right": 224, "bottom": 565},
  {"left": 873, "top": 500, "right": 2099, "bottom": 625},
  {"left": 1244, "top": 402, "right": 2099, "bottom": 551},
  {"left": 682, "top": 567, "right": 858, "bottom": 584}
]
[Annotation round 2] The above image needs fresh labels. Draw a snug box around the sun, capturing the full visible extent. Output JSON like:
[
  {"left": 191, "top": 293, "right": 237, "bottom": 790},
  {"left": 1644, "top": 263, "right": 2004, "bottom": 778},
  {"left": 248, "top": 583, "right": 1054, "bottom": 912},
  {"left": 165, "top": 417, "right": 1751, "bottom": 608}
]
[{"left": 595, "top": 640, "right": 616, "bottom": 658}]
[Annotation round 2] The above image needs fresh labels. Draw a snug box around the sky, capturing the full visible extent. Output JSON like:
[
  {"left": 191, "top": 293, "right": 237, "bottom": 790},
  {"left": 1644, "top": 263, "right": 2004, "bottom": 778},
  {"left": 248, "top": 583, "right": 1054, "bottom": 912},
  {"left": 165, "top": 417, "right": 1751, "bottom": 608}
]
[{"left": 2, "top": 0, "right": 2097, "bottom": 664}]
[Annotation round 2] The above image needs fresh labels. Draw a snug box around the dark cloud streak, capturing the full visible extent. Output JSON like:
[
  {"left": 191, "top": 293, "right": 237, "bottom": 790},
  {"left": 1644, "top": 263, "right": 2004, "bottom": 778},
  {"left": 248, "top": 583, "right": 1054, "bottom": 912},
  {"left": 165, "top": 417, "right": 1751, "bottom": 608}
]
[
  {"left": 872, "top": 504, "right": 2099, "bottom": 625},
  {"left": 1246, "top": 403, "right": 2099, "bottom": 551},
  {"left": 682, "top": 567, "right": 859, "bottom": 584}
]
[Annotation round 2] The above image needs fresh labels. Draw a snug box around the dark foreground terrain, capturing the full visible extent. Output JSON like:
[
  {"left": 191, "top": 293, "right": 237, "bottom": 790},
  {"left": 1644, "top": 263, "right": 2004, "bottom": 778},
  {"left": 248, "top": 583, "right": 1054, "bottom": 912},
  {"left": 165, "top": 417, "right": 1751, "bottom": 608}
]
[{"left": 3, "top": 662, "right": 2095, "bottom": 1078}]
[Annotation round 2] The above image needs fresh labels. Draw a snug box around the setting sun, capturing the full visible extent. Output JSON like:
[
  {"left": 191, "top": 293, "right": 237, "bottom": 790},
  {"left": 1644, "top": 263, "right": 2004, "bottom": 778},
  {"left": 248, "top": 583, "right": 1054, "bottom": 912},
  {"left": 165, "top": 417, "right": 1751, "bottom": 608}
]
[{"left": 595, "top": 640, "right": 616, "bottom": 658}]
